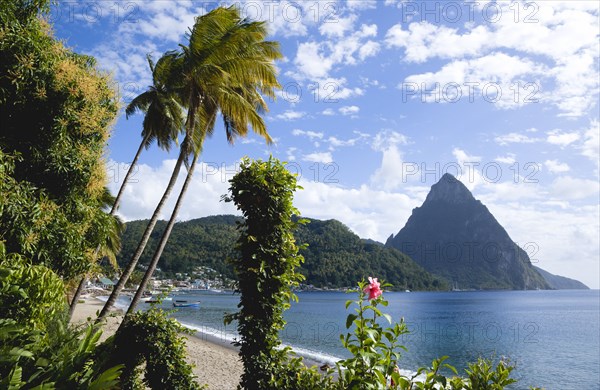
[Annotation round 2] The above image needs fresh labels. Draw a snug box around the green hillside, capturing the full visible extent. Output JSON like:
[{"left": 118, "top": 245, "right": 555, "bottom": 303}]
[{"left": 116, "top": 215, "right": 446, "bottom": 291}]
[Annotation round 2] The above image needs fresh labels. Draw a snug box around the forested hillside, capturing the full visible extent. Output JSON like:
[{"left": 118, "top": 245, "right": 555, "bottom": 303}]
[{"left": 117, "top": 215, "right": 446, "bottom": 291}]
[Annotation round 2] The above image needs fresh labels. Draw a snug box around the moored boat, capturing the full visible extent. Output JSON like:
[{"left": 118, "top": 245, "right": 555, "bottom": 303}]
[{"left": 172, "top": 300, "right": 201, "bottom": 308}]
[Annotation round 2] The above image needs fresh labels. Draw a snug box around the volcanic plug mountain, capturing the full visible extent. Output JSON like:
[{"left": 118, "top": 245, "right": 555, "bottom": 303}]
[{"left": 385, "top": 174, "right": 550, "bottom": 290}]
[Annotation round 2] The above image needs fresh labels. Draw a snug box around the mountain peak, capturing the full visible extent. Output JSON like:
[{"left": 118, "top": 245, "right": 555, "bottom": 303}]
[
  {"left": 424, "top": 174, "right": 475, "bottom": 204},
  {"left": 386, "top": 173, "right": 550, "bottom": 290}
]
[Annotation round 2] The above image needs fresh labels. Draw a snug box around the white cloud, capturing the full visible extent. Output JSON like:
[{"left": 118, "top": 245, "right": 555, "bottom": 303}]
[
  {"left": 346, "top": 0, "right": 377, "bottom": 10},
  {"left": 319, "top": 14, "right": 356, "bottom": 38},
  {"left": 292, "top": 22, "right": 380, "bottom": 80},
  {"left": 358, "top": 41, "right": 381, "bottom": 61},
  {"left": 369, "top": 130, "right": 410, "bottom": 191},
  {"left": 452, "top": 148, "right": 481, "bottom": 164},
  {"left": 495, "top": 132, "right": 540, "bottom": 146},
  {"left": 580, "top": 120, "right": 600, "bottom": 168},
  {"left": 107, "top": 159, "right": 238, "bottom": 222},
  {"left": 551, "top": 176, "right": 600, "bottom": 200},
  {"left": 495, "top": 153, "right": 516, "bottom": 165},
  {"left": 294, "top": 42, "right": 334, "bottom": 79},
  {"left": 545, "top": 160, "right": 570, "bottom": 174},
  {"left": 286, "top": 147, "right": 297, "bottom": 161},
  {"left": 339, "top": 105, "right": 360, "bottom": 115},
  {"left": 546, "top": 130, "right": 580, "bottom": 147},
  {"left": 371, "top": 130, "right": 409, "bottom": 152},
  {"left": 327, "top": 132, "right": 370, "bottom": 149},
  {"left": 312, "top": 77, "right": 365, "bottom": 101},
  {"left": 275, "top": 110, "right": 306, "bottom": 121},
  {"left": 486, "top": 201, "right": 599, "bottom": 288},
  {"left": 291, "top": 129, "right": 324, "bottom": 140},
  {"left": 385, "top": 2, "right": 600, "bottom": 116},
  {"left": 322, "top": 108, "right": 335, "bottom": 116},
  {"left": 401, "top": 52, "right": 546, "bottom": 108},
  {"left": 303, "top": 152, "right": 333, "bottom": 164},
  {"left": 295, "top": 180, "right": 419, "bottom": 242},
  {"left": 385, "top": 22, "right": 490, "bottom": 63}
]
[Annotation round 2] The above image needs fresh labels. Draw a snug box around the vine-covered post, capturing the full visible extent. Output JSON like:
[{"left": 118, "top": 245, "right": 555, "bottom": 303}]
[{"left": 223, "top": 156, "right": 306, "bottom": 389}]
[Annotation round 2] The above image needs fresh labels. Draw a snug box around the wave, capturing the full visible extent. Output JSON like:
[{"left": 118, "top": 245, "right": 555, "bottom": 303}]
[{"left": 94, "top": 295, "right": 130, "bottom": 312}]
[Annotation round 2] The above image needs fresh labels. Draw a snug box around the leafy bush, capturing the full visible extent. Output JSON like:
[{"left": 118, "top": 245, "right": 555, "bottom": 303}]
[
  {"left": 0, "top": 245, "right": 66, "bottom": 333},
  {"left": 100, "top": 306, "right": 203, "bottom": 389},
  {"left": 0, "top": 243, "right": 122, "bottom": 389}
]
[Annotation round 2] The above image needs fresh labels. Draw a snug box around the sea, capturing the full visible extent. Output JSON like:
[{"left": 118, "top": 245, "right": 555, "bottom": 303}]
[{"left": 108, "top": 289, "right": 600, "bottom": 389}]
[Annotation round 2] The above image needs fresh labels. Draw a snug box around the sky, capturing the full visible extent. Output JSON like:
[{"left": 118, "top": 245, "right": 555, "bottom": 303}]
[{"left": 49, "top": 0, "right": 599, "bottom": 288}]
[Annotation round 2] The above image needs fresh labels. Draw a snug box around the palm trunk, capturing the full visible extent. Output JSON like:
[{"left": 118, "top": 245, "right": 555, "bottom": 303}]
[
  {"left": 97, "top": 150, "right": 185, "bottom": 321},
  {"left": 110, "top": 134, "right": 149, "bottom": 214},
  {"left": 125, "top": 152, "right": 199, "bottom": 317},
  {"left": 68, "top": 135, "right": 149, "bottom": 319},
  {"left": 68, "top": 274, "right": 88, "bottom": 317}
]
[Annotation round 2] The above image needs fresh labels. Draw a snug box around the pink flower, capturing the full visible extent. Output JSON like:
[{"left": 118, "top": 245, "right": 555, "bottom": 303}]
[{"left": 363, "top": 277, "right": 382, "bottom": 300}]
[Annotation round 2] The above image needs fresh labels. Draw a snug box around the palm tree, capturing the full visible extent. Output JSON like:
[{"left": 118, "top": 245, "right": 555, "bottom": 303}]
[
  {"left": 94, "top": 53, "right": 186, "bottom": 320},
  {"left": 125, "top": 6, "right": 282, "bottom": 316},
  {"left": 68, "top": 54, "right": 184, "bottom": 317}
]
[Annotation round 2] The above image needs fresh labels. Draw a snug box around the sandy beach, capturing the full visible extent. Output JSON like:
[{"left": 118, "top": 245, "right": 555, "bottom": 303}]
[{"left": 70, "top": 297, "right": 243, "bottom": 389}]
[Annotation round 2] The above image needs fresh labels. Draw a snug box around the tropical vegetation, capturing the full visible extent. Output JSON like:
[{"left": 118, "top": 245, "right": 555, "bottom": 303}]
[
  {"left": 99, "top": 4, "right": 281, "bottom": 320},
  {"left": 1, "top": 1, "right": 541, "bottom": 389},
  {"left": 117, "top": 215, "right": 447, "bottom": 290}
]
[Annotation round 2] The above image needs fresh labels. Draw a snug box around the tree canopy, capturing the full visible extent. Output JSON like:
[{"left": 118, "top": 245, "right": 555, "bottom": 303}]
[
  {"left": 0, "top": 0, "right": 120, "bottom": 279},
  {"left": 117, "top": 215, "right": 447, "bottom": 291}
]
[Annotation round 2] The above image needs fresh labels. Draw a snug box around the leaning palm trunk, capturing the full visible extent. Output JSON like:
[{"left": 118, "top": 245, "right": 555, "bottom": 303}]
[
  {"left": 68, "top": 135, "right": 149, "bottom": 319},
  {"left": 125, "top": 152, "right": 199, "bottom": 317},
  {"left": 97, "top": 150, "right": 185, "bottom": 321}
]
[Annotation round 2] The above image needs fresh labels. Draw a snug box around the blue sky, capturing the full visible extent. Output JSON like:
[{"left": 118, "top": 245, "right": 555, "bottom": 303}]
[{"left": 50, "top": 1, "right": 599, "bottom": 288}]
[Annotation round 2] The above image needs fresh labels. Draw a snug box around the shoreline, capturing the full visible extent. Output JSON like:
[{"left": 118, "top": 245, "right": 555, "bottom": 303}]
[
  {"left": 70, "top": 297, "right": 334, "bottom": 388},
  {"left": 70, "top": 296, "right": 243, "bottom": 389}
]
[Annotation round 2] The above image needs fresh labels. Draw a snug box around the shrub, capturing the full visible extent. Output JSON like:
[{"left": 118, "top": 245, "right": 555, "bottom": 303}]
[
  {"left": 336, "top": 278, "right": 536, "bottom": 390},
  {"left": 101, "top": 306, "right": 203, "bottom": 390},
  {"left": 0, "top": 243, "right": 122, "bottom": 389}
]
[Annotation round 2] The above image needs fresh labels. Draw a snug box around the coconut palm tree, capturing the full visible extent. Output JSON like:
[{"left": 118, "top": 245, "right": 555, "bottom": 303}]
[
  {"left": 125, "top": 6, "right": 282, "bottom": 316},
  {"left": 69, "top": 54, "right": 184, "bottom": 318},
  {"left": 93, "top": 53, "right": 186, "bottom": 320}
]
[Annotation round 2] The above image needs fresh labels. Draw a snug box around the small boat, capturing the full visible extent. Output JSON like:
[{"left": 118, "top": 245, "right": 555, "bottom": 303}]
[{"left": 173, "top": 301, "right": 201, "bottom": 308}]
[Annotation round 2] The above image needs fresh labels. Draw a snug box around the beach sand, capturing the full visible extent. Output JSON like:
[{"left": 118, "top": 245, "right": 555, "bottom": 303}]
[{"left": 70, "top": 297, "right": 243, "bottom": 389}]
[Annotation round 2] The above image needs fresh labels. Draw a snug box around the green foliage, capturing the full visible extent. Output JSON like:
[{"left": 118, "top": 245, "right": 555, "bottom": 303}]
[
  {"left": 101, "top": 307, "right": 203, "bottom": 389},
  {"left": 117, "top": 215, "right": 446, "bottom": 290},
  {"left": 332, "top": 279, "right": 535, "bottom": 390},
  {"left": 224, "top": 156, "right": 314, "bottom": 389},
  {"left": 0, "top": 1, "right": 119, "bottom": 279},
  {"left": 336, "top": 279, "right": 410, "bottom": 389},
  {"left": 297, "top": 219, "right": 446, "bottom": 290},
  {"left": 0, "top": 318, "right": 123, "bottom": 389},
  {"left": 463, "top": 358, "right": 517, "bottom": 390},
  {"left": 0, "top": 244, "right": 122, "bottom": 389},
  {"left": 0, "top": 246, "right": 66, "bottom": 333}
]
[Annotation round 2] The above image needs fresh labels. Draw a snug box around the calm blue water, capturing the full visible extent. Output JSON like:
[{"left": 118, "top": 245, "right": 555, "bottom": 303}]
[{"left": 129, "top": 290, "right": 600, "bottom": 389}]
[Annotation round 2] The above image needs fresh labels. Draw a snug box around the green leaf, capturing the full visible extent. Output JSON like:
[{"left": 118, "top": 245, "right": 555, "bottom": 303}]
[{"left": 346, "top": 314, "right": 358, "bottom": 329}]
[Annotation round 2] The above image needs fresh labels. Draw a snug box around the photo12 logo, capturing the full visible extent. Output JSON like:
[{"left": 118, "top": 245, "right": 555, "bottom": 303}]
[
  {"left": 401, "top": 161, "right": 541, "bottom": 184},
  {"left": 47, "top": 1, "right": 140, "bottom": 24},
  {"left": 199, "top": 161, "right": 340, "bottom": 184},
  {"left": 403, "top": 320, "right": 540, "bottom": 345},
  {"left": 400, "top": 81, "right": 540, "bottom": 104},
  {"left": 396, "top": 1, "right": 540, "bottom": 24}
]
